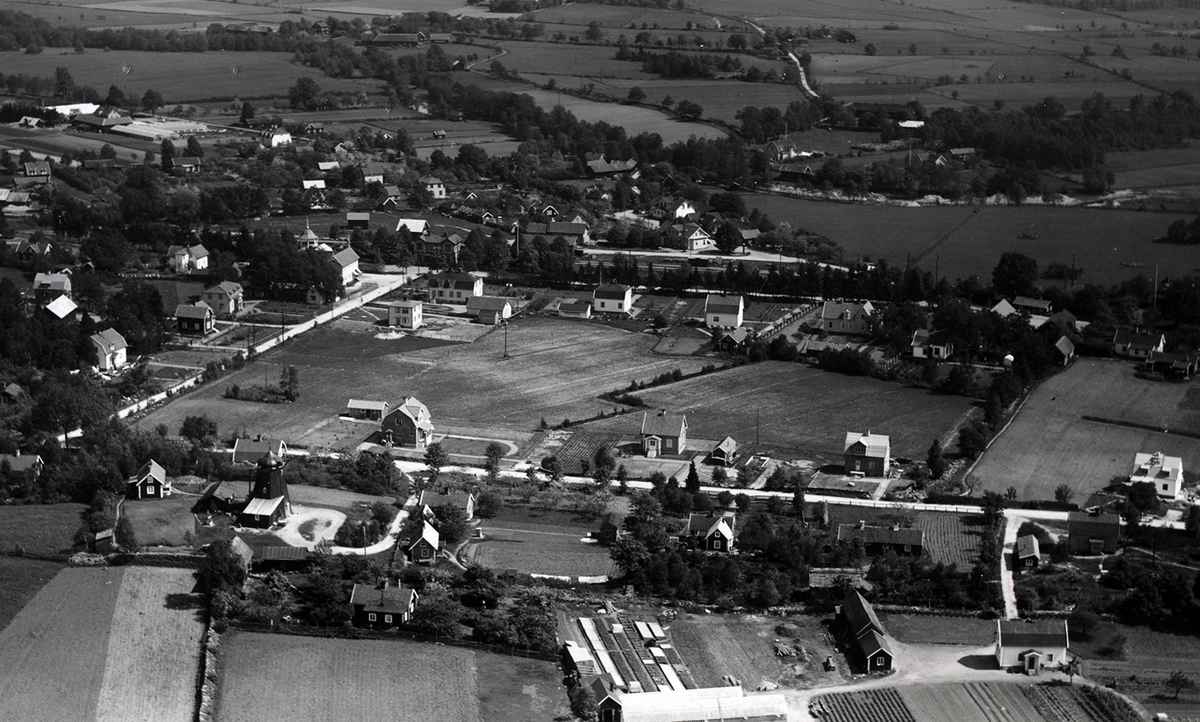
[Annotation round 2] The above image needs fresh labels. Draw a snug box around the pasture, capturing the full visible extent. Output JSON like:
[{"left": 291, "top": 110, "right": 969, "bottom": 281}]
[
  {"left": 214, "top": 630, "right": 568, "bottom": 722},
  {"left": 122, "top": 494, "right": 197, "bottom": 547},
  {"left": 877, "top": 612, "right": 995, "bottom": 646},
  {"left": 0, "top": 503, "right": 85, "bottom": 630},
  {"left": 969, "top": 358, "right": 1200, "bottom": 501},
  {"left": 580, "top": 361, "right": 975, "bottom": 461},
  {"left": 745, "top": 195, "right": 1195, "bottom": 286},
  {"left": 468, "top": 514, "right": 614, "bottom": 578},
  {"left": 139, "top": 316, "right": 707, "bottom": 442}
]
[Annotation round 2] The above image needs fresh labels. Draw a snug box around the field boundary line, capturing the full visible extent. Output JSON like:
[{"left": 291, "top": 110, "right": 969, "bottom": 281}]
[{"left": 911, "top": 207, "right": 980, "bottom": 266}]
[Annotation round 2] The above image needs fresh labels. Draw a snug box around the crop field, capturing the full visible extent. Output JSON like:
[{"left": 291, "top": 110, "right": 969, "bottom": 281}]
[
  {"left": 900, "top": 683, "right": 1045, "bottom": 722},
  {"left": 809, "top": 688, "right": 917, "bottom": 722},
  {"left": 0, "top": 567, "right": 125, "bottom": 722},
  {"left": 139, "top": 316, "right": 707, "bottom": 442},
  {"left": 0, "top": 50, "right": 374, "bottom": 104},
  {"left": 1107, "top": 146, "right": 1200, "bottom": 193},
  {"left": 581, "top": 361, "right": 974, "bottom": 461},
  {"left": 588, "top": 79, "right": 804, "bottom": 124},
  {"left": 0, "top": 503, "right": 85, "bottom": 630},
  {"left": 746, "top": 195, "right": 1194, "bottom": 286},
  {"left": 877, "top": 612, "right": 995, "bottom": 646},
  {"left": 554, "top": 430, "right": 628, "bottom": 471},
  {"left": 1080, "top": 626, "right": 1200, "bottom": 719},
  {"left": 969, "top": 358, "right": 1200, "bottom": 501}
]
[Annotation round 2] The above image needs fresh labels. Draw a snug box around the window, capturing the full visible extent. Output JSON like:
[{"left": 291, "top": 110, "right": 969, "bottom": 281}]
[
  {"left": 384, "top": 615, "right": 392, "bottom": 623},
  {"left": 1164, "top": 484, "right": 1169, "bottom": 491},
  {"left": 146, "top": 487, "right": 155, "bottom": 495},
  {"left": 876, "top": 656, "right": 886, "bottom": 667},
  {"left": 713, "top": 316, "right": 720, "bottom": 323},
  {"left": 1046, "top": 653, "right": 1054, "bottom": 663},
  {"left": 904, "top": 544, "right": 911, "bottom": 552},
  {"left": 369, "top": 613, "right": 376, "bottom": 621},
  {"left": 713, "top": 539, "right": 722, "bottom": 549}
]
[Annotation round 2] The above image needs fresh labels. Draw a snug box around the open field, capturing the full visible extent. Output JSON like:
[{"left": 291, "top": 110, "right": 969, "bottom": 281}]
[
  {"left": 469, "top": 509, "right": 614, "bottom": 577},
  {"left": 122, "top": 494, "right": 197, "bottom": 547},
  {"left": 0, "top": 50, "right": 375, "bottom": 103},
  {"left": 0, "top": 503, "right": 86, "bottom": 630},
  {"left": 0, "top": 567, "right": 125, "bottom": 722},
  {"left": 746, "top": 195, "right": 1196, "bottom": 285},
  {"left": 95, "top": 566, "right": 205, "bottom": 722},
  {"left": 139, "top": 316, "right": 706, "bottom": 442},
  {"left": 581, "top": 362, "right": 974, "bottom": 461},
  {"left": 877, "top": 612, "right": 995, "bottom": 646},
  {"left": 969, "top": 358, "right": 1200, "bottom": 501},
  {"left": 1080, "top": 625, "right": 1200, "bottom": 719}
]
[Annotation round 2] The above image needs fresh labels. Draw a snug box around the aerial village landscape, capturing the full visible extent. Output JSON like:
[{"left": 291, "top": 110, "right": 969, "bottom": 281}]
[{"left": 4, "top": 0, "right": 1200, "bottom": 720}]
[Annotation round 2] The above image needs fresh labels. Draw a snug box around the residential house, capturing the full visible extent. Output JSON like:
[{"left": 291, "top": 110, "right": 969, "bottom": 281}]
[
  {"left": 592, "top": 683, "right": 786, "bottom": 722},
  {"left": 1067, "top": 511, "right": 1120, "bottom": 555},
  {"left": 704, "top": 295, "right": 743, "bottom": 328},
  {"left": 652, "top": 196, "right": 697, "bottom": 221},
  {"left": 1054, "top": 336, "right": 1076, "bottom": 366},
  {"left": 585, "top": 154, "right": 638, "bottom": 176},
  {"left": 2, "top": 383, "right": 23, "bottom": 404},
  {"left": 991, "top": 299, "right": 1018, "bottom": 318},
  {"left": 664, "top": 222, "right": 714, "bottom": 252},
  {"left": 599, "top": 512, "right": 625, "bottom": 545},
  {"left": 126, "top": 459, "right": 170, "bottom": 500},
  {"left": 717, "top": 327, "right": 751, "bottom": 354},
  {"left": 350, "top": 582, "right": 418, "bottom": 628},
  {"left": 231, "top": 437, "right": 288, "bottom": 465},
  {"left": 995, "top": 619, "right": 1069, "bottom": 674},
  {"left": 767, "top": 138, "right": 799, "bottom": 163},
  {"left": 15, "top": 238, "right": 52, "bottom": 259},
  {"left": 682, "top": 511, "right": 736, "bottom": 552},
  {"left": 710, "top": 436, "right": 738, "bottom": 466},
  {"left": 395, "top": 219, "right": 429, "bottom": 237},
  {"left": 1016, "top": 534, "right": 1041, "bottom": 570},
  {"left": 254, "top": 546, "right": 312, "bottom": 572},
  {"left": 23, "top": 160, "right": 51, "bottom": 177},
  {"left": 1129, "top": 451, "right": 1184, "bottom": 500},
  {"left": 428, "top": 272, "right": 482, "bottom": 303},
  {"left": 345, "top": 399, "right": 390, "bottom": 422},
  {"left": 190, "top": 245, "right": 210, "bottom": 273},
  {"left": 377, "top": 185, "right": 404, "bottom": 208},
  {"left": 386, "top": 300, "right": 423, "bottom": 329},
  {"left": 1113, "top": 329, "right": 1165, "bottom": 359},
  {"left": 89, "top": 328, "right": 128, "bottom": 371},
  {"left": 171, "top": 157, "right": 201, "bottom": 173},
  {"left": 408, "top": 520, "right": 440, "bottom": 564},
  {"left": 175, "top": 302, "right": 215, "bottom": 335},
  {"left": 420, "top": 176, "right": 447, "bottom": 200},
  {"left": 32, "top": 272, "right": 72, "bottom": 304},
  {"left": 821, "top": 300, "right": 875, "bottom": 336},
  {"left": 0, "top": 453, "right": 44, "bottom": 483},
  {"left": 416, "top": 234, "right": 466, "bottom": 267},
  {"left": 381, "top": 396, "right": 434, "bottom": 449},
  {"left": 237, "top": 452, "right": 292, "bottom": 529},
  {"left": 557, "top": 299, "right": 593, "bottom": 319},
  {"left": 641, "top": 411, "right": 687, "bottom": 457},
  {"left": 592, "top": 284, "right": 633, "bottom": 315},
  {"left": 1147, "top": 350, "right": 1199, "bottom": 379},
  {"left": 524, "top": 221, "right": 591, "bottom": 248},
  {"left": 202, "top": 282, "right": 244, "bottom": 317},
  {"left": 361, "top": 164, "right": 385, "bottom": 185},
  {"left": 465, "top": 296, "right": 512, "bottom": 325},
  {"left": 419, "top": 489, "right": 475, "bottom": 520},
  {"left": 167, "top": 243, "right": 208, "bottom": 273},
  {"left": 264, "top": 129, "right": 292, "bottom": 147},
  {"left": 911, "top": 329, "right": 953, "bottom": 360},
  {"left": 837, "top": 591, "right": 894, "bottom": 673},
  {"left": 317, "top": 160, "right": 340, "bottom": 172},
  {"left": 843, "top": 431, "right": 890, "bottom": 477},
  {"left": 837, "top": 522, "right": 923, "bottom": 556},
  {"left": 345, "top": 211, "right": 371, "bottom": 229},
  {"left": 331, "top": 247, "right": 360, "bottom": 287},
  {"left": 1012, "top": 296, "right": 1052, "bottom": 315},
  {"left": 301, "top": 179, "right": 326, "bottom": 190}
]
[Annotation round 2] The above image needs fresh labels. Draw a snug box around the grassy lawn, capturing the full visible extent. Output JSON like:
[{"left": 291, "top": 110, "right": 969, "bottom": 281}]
[
  {"left": 121, "top": 495, "right": 197, "bottom": 547},
  {"left": 468, "top": 505, "right": 615, "bottom": 578},
  {"left": 877, "top": 612, "right": 995, "bottom": 646}
]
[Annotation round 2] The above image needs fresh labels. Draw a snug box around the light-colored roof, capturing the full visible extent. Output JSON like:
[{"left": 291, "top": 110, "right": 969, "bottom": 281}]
[
  {"left": 206, "top": 281, "right": 243, "bottom": 297},
  {"left": 332, "top": 247, "right": 359, "bottom": 268},
  {"left": 466, "top": 296, "right": 511, "bottom": 313},
  {"left": 685, "top": 512, "right": 735, "bottom": 539},
  {"left": 991, "top": 299, "right": 1018, "bottom": 317},
  {"left": 1016, "top": 534, "right": 1040, "bottom": 559},
  {"left": 608, "top": 686, "right": 787, "bottom": 722},
  {"left": 641, "top": 412, "right": 686, "bottom": 438},
  {"left": 1132, "top": 451, "right": 1182, "bottom": 481},
  {"left": 705, "top": 294, "right": 743, "bottom": 316},
  {"left": 232, "top": 438, "right": 285, "bottom": 464},
  {"left": 389, "top": 396, "right": 433, "bottom": 431},
  {"left": 44, "top": 295, "right": 78, "bottom": 319},
  {"left": 189, "top": 244, "right": 209, "bottom": 259},
  {"left": 419, "top": 490, "right": 474, "bottom": 509},
  {"left": 175, "top": 302, "right": 212, "bottom": 320},
  {"left": 136, "top": 459, "right": 166, "bottom": 484},
  {"left": 411, "top": 520, "right": 440, "bottom": 550},
  {"left": 243, "top": 496, "right": 284, "bottom": 516},
  {"left": 347, "top": 399, "right": 389, "bottom": 412},
  {"left": 713, "top": 436, "right": 737, "bottom": 454},
  {"left": 34, "top": 272, "right": 72, "bottom": 292},
  {"left": 1055, "top": 336, "right": 1075, "bottom": 358},
  {"left": 396, "top": 219, "right": 428, "bottom": 234},
  {"left": 844, "top": 431, "right": 890, "bottom": 457},
  {"left": 229, "top": 536, "right": 254, "bottom": 566},
  {"left": 91, "top": 328, "right": 128, "bottom": 352}
]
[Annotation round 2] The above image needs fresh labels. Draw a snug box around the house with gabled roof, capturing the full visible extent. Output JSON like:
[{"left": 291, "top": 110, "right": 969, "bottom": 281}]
[
  {"left": 420, "top": 176, "right": 447, "bottom": 200},
  {"left": 911, "top": 328, "right": 953, "bottom": 360},
  {"left": 202, "top": 281, "right": 244, "bottom": 318},
  {"left": 126, "top": 459, "right": 170, "bottom": 500},
  {"left": 710, "top": 436, "right": 738, "bottom": 466},
  {"left": 171, "top": 157, "right": 201, "bottom": 173},
  {"left": 558, "top": 298, "right": 593, "bottom": 319},
  {"left": 32, "top": 272, "right": 72, "bottom": 304},
  {"left": 1067, "top": 511, "right": 1120, "bottom": 555},
  {"left": 821, "top": 300, "right": 874, "bottom": 336},
  {"left": 843, "top": 431, "right": 890, "bottom": 477},
  {"left": 351, "top": 582, "right": 418, "bottom": 628},
  {"left": 1054, "top": 336, "right": 1075, "bottom": 366},
  {"left": 682, "top": 511, "right": 736, "bottom": 552},
  {"left": 0, "top": 452, "right": 44, "bottom": 482},
  {"left": 23, "top": 160, "right": 51, "bottom": 177},
  {"left": 428, "top": 271, "right": 482, "bottom": 303},
  {"left": 663, "top": 222, "right": 713, "bottom": 252},
  {"left": 381, "top": 396, "right": 434, "bottom": 449},
  {"left": 395, "top": 218, "right": 429, "bottom": 237},
  {"left": 717, "top": 326, "right": 751, "bottom": 353},
  {"left": 1113, "top": 329, "right": 1165, "bottom": 359},
  {"left": 1012, "top": 296, "right": 1052, "bottom": 315},
  {"left": 641, "top": 410, "right": 687, "bottom": 457},
  {"left": 593, "top": 284, "right": 633, "bottom": 315},
  {"left": 409, "top": 520, "right": 440, "bottom": 564},
  {"left": 175, "top": 302, "right": 214, "bottom": 335},
  {"left": 1016, "top": 534, "right": 1040, "bottom": 570},
  {"left": 238, "top": 452, "right": 292, "bottom": 529},
  {"left": 996, "top": 619, "right": 1069, "bottom": 673},
  {"left": 592, "top": 682, "right": 786, "bottom": 722},
  {"left": 232, "top": 437, "right": 288, "bottom": 465},
  {"left": 417, "top": 233, "right": 465, "bottom": 267},
  {"left": 836, "top": 590, "right": 894, "bottom": 672},
  {"left": 704, "top": 295, "right": 743, "bottom": 328},
  {"left": 466, "top": 296, "right": 512, "bottom": 325},
  {"left": 43, "top": 295, "right": 78, "bottom": 320},
  {"left": 331, "top": 247, "right": 360, "bottom": 287},
  {"left": 419, "top": 489, "right": 475, "bottom": 521},
  {"left": 599, "top": 512, "right": 626, "bottom": 545},
  {"left": 1130, "top": 451, "right": 1184, "bottom": 500},
  {"left": 346, "top": 399, "right": 389, "bottom": 422},
  {"left": 836, "top": 521, "right": 923, "bottom": 556},
  {"left": 90, "top": 328, "right": 128, "bottom": 371}
]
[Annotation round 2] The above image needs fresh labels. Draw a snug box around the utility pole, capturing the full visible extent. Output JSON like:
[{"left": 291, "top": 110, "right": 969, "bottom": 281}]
[{"left": 502, "top": 319, "right": 509, "bottom": 358}]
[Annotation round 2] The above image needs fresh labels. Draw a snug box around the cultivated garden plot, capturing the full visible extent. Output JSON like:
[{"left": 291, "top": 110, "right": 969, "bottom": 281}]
[{"left": 900, "top": 683, "right": 1046, "bottom": 722}]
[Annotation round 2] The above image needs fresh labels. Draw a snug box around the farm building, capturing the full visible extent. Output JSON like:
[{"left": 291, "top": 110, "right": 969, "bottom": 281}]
[
  {"left": 1012, "top": 297, "right": 1052, "bottom": 315},
  {"left": 821, "top": 300, "right": 874, "bottom": 336},
  {"left": 592, "top": 681, "right": 786, "bottom": 722},
  {"left": 717, "top": 327, "right": 751, "bottom": 353},
  {"left": 843, "top": 431, "right": 890, "bottom": 477},
  {"left": 32, "top": 272, "right": 71, "bottom": 304},
  {"left": 202, "top": 281, "right": 245, "bottom": 317},
  {"left": 1016, "top": 534, "right": 1041, "bottom": 570},
  {"left": 640, "top": 410, "right": 687, "bottom": 458},
  {"left": 428, "top": 272, "right": 482, "bottom": 303},
  {"left": 1054, "top": 336, "right": 1076, "bottom": 366},
  {"left": 345, "top": 212, "right": 370, "bottom": 230},
  {"left": 1129, "top": 451, "right": 1184, "bottom": 500},
  {"left": 232, "top": 438, "right": 288, "bottom": 465},
  {"left": 1112, "top": 329, "right": 1165, "bottom": 358},
  {"left": 254, "top": 546, "right": 312, "bottom": 571},
  {"left": 88, "top": 528, "right": 116, "bottom": 553},
  {"left": 836, "top": 522, "right": 923, "bottom": 556},
  {"left": 385, "top": 299, "right": 423, "bottom": 329},
  {"left": 89, "top": 328, "right": 128, "bottom": 371},
  {"left": 599, "top": 512, "right": 626, "bottom": 545},
  {"left": 995, "top": 619, "right": 1069, "bottom": 673},
  {"left": 563, "top": 640, "right": 599, "bottom": 677},
  {"left": 586, "top": 153, "right": 638, "bottom": 176},
  {"left": 709, "top": 436, "right": 738, "bottom": 466},
  {"left": 593, "top": 284, "right": 633, "bottom": 315},
  {"left": 0, "top": 452, "right": 43, "bottom": 481},
  {"left": 346, "top": 399, "right": 389, "bottom": 422},
  {"left": 465, "top": 296, "right": 513, "bottom": 325},
  {"left": 704, "top": 295, "right": 744, "bottom": 328},
  {"left": 558, "top": 299, "right": 593, "bottom": 319},
  {"left": 524, "top": 221, "right": 592, "bottom": 248},
  {"left": 1147, "top": 350, "right": 1200, "bottom": 379},
  {"left": 171, "top": 157, "right": 201, "bottom": 173},
  {"left": 126, "top": 459, "right": 170, "bottom": 500},
  {"left": 381, "top": 396, "right": 434, "bottom": 450},
  {"left": 419, "top": 489, "right": 475, "bottom": 520},
  {"left": 237, "top": 453, "right": 292, "bottom": 529},
  {"left": 1067, "top": 512, "right": 1120, "bottom": 555},
  {"left": 910, "top": 329, "right": 952, "bottom": 360},
  {"left": 682, "top": 511, "right": 736, "bottom": 552},
  {"left": 409, "top": 521, "right": 440, "bottom": 564},
  {"left": 350, "top": 582, "right": 418, "bottom": 628},
  {"left": 836, "top": 591, "right": 894, "bottom": 673},
  {"left": 175, "top": 302, "right": 215, "bottom": 335}
]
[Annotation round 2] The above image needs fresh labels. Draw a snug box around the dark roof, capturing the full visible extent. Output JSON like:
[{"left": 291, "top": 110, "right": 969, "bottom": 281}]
[
  {"left": 0, "top": 453, "right": 42, "bottom": 473},
  {"left": 175, "top": 303, "right": 212, "bottom": 320},
  {"left": 420, "top": 490, "right": 473, "bottom": 509},
  {"left": 601, "top": 512, "right": 626, "bottom": 530},
  {"left": 641, "top": 411, "right": 685, "bottom": 438},
  {"left": 350, "top": 583, "right": 416, "bottom": 614},
  {"left": 593, "top": 284, "right": 631, "bottom": 300},
  {"left": 1113, "top": 329, "right": 1164, "bottom": 350},
  {"left": 1068, "top": 511, "right": 1120, "bottom": 537},
  {"left": 997, "top": 619, "right": 1068, "bottom": 649},
  {"left": 685, "top": 511, "right": 736, "bottom": 538},
  {"left": 857, "top": 629, "right": 893, "bottom": 658},
  {"left": 705, "top": 295, "right": 743, "bottom": 316},
  {"left": 840, "top": 591, "right": 884, "bottom": 637},
  {"left": 466, "top": 296, "right": 512, "bottom": 312},
  {"left": 837, "top": 523, "right": 924, "bottom": 547}
]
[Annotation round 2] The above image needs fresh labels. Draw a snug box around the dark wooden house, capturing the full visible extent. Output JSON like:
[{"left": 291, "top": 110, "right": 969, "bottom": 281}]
[
  {"left": 350, "top": 582, "right": 417, "bottom": 628},
  {"left": 836, "top": 522, "right": 924, "bottom": 556},
  {"left": 1067, "top": 512, "right": 1120, "bottom": 555}
]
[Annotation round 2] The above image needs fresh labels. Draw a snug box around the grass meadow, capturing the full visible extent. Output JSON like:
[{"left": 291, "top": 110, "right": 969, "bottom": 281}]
[
  {"left": 467, "top": 508, "right": 614, "bottom": 578},
  {"left": 0, "top": 503, "right": 86, "bottom": 631}
]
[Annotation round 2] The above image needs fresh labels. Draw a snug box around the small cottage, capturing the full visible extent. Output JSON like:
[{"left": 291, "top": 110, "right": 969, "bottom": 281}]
[
  {"left": 640, "top": 411, "right": 687, "bottom": 458},
  {"left": 350, "top": 582, "right": 418, "bottom": 628},
  {"left": 409, "top": 521, "right": 440, "bottom": 564},
  {"left": 126, "top": 459, "right": 170, "bottom": 500},
  {"left": 995, "top": 619, "right": 1069, "bottom": 674},
  {"left": 1015, "top": 534, "right": 1041, "bottom": 570}
]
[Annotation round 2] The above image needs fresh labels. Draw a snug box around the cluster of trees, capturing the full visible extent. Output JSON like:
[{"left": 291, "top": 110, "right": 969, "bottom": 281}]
[
  {"left": 276, "top": 451, "right": 405, "bottom": 497},
  {"left": 613, "top": 47, "right": 744, "bottom": 78},
  {"left": 736, "top": 101, "right": 829, "bottom": 143}
]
